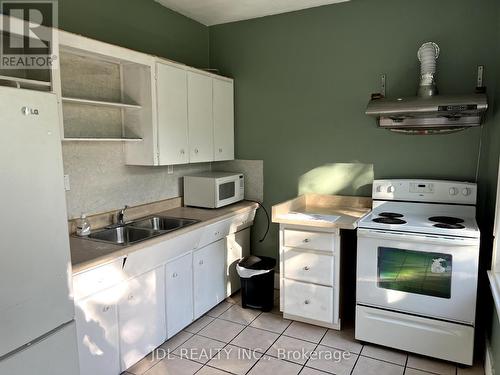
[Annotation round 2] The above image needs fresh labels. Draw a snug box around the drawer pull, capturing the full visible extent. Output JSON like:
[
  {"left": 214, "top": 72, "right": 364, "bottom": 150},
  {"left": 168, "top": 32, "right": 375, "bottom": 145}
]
[
  {"left": 199, "top": 260, "right": 204, "bottom": 265},
  {"left": 172, "top": 272, "right": 178, "bottom": 278},
  {"left": 304, "top": 300, "right": 311, "bottom": 305},
  {"left": 128, "top": 295, "right": 134, "bottom": 301},
  {"left": 303, "top": 266, "right": 310, "bottom": 271},
  {"left": 303, "top": 238, "right": 310, "bottom": 243},
  {"left": 102, "top": 306, "right": 110, "bottom": 312}
]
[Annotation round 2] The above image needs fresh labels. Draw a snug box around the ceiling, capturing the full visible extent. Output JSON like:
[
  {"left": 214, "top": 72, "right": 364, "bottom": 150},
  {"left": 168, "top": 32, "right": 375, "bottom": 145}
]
[{"left": 154, "top": 0, "right": 350, "bottom": 26}]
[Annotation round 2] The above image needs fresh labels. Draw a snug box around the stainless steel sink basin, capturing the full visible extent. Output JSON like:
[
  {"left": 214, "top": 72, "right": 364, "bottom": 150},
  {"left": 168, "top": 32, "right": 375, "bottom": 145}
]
[
  {"left": 129, "top": 216, "right": 199, "bottom": 231},
  {"left": 77, "top": 215, "right": 200, "bottom": 245},
  {"left": 87, "top": 226, "right": 156, "bottom": 245}
]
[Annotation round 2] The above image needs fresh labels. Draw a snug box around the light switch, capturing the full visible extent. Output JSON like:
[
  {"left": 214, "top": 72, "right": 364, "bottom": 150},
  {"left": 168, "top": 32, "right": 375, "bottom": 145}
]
[{"left": 64, "top": 174, "right": 71, "bottom": 191}]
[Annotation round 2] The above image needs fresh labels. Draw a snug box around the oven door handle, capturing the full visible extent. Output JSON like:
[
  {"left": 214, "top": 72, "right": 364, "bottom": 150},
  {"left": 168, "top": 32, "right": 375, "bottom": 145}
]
[{"left": 357, "top": 228, "right": 479, "bottom": 246}]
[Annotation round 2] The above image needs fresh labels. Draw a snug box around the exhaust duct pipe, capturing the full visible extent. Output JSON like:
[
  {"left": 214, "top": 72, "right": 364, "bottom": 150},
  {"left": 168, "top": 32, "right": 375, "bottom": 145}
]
[{"left": 417, "top": 42, "right": 440, "bottom": 97}]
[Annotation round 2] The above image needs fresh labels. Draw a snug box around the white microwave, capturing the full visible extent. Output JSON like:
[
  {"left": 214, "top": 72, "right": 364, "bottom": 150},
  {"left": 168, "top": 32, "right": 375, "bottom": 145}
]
[{"left": 183, "top": 172, "right": 244, "bottom": 208}]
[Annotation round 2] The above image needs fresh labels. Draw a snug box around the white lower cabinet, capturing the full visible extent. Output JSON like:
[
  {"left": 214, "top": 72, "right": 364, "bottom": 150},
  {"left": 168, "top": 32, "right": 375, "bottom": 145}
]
[
  {"left": 75, "top": 288, "right": 121, "bottom": 375},
  {"left": 119, "top": 266, "right": 166, "bottom": 371},
  {"left": 165, "top": 253, "right": 194, "bottom": 338},
  {"left": 226, "top": 227, "right": 250, "bottom": 297},
  {"left": 193, "top": 239, "right": 226, "bottom": 319}
]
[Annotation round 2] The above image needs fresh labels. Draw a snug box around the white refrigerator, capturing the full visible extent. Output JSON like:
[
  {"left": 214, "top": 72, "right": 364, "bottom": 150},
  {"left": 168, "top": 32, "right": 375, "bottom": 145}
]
[{"left": 0, "top": 87, "right": 80, "bottom": 374}]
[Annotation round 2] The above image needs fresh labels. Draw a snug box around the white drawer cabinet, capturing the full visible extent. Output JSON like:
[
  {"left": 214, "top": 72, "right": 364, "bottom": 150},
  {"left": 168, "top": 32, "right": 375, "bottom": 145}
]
[
  {"left": 119, "top": 267, "right": 166, "bottom": 371},
  {"left": 193, "top": 239, "right": 226, "bottom": 319},
  {"left": 284, "top": 229, "right": 335, "bottom": 252},
  {"left": 165, "top": 253, "right": 194, "bottom": 338},
  {"left": 284, "top": 249, "right": 334, "bottom": 286},
  {"left": 73, "top": 258, "right": 126, "bottom": 301},
  {"left": 284, "top": 279, "right": 334, "bottom": 323},
  {"left": 75, "top": 287, "right": 121, "bottom": 375},
  {"left": 280, "top": 224, "right": 341, "bottom": 329}
]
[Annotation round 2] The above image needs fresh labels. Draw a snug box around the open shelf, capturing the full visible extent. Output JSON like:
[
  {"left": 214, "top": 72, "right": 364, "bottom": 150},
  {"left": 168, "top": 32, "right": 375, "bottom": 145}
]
[
  {"left": 62, "top": 137, "right": 143, "bottom": 142},
  {"left": 0, "top": 75, "right": 51, "bottom": 90},
  {"left": 62, "top": 96, "right": 142, "bottom": 109}
]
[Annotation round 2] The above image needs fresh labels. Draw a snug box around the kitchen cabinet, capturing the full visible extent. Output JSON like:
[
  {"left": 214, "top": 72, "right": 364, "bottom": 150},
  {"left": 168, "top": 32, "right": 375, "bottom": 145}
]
[
  {"left": 213, "top": 78, "right": 235, "bottom": 161},
  {"left": 165, "top": 253, "right": 194, "bottom": 338},
  {"left": 118, "top": 266, "right": 166, "bottom": 371},
  {"left": 193, "top": 239, "right": 226, "bottom": 319},
  {"left": 75, "top": 288, "right": 121, "bottom": 375},
  {"left": 188, "top": 70, "right": 214, "bottom": 163},
  {"left": 226, "top": 228, "right": 250, "bottom": 297},
  {"left": 156, "top": 62, "right": 189, "bottom": 165},
  {"left": 279, "top": 224, "right": 341, "bottom": 329}
]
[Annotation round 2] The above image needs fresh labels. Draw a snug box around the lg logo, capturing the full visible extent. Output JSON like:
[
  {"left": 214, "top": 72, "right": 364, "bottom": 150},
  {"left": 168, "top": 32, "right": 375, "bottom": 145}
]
[{"left": 21, "top": 106, "right": 39, "bottom": 116}]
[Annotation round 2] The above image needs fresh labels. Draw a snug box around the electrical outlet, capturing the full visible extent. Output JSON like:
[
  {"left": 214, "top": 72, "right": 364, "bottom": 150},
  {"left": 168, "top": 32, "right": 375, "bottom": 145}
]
[
  {"left": 64, "top": 174, "right": 70, "bottom": 191},
  {"left": 167, "top": 165, "right": 174, "bottom": 174}
]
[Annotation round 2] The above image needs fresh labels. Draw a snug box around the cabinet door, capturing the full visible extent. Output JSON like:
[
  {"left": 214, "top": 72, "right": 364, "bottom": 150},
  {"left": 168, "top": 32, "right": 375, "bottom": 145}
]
[
  {"left": 166, "top": 253, "right": 194, "bottom": 338},
  {"left": 193, "top": 239, "right": 225, "bottom": 319},
  {"left": 119, "top": 267, "right": 166, "bottom": 371},
  {"left": 226, "top": 228, "right": 250, "bottom": 297},
  {"left": 156, "top": 62, "right": 189, "bottom": 165},
  {"left": 75, "top": 288, "right": 120, "bottom": 375},
  {"left": 188, "top": 71, "right": 213, "bottom": 163},
  {"left": 213, "top": 78, "right": 234, "bottom": 161}
]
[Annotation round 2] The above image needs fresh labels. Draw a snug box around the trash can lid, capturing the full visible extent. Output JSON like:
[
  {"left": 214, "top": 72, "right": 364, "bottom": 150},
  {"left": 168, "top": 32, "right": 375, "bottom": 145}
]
[{"left": 238, "top": 255, "right": 276, "bottom": 271}]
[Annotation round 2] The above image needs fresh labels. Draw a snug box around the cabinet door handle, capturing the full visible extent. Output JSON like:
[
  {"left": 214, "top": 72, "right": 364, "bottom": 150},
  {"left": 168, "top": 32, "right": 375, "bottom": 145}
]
[
  {"left": 180, "top": 149, "right": 185, "bottom": 155},
  {"left": 303, "top": 266, "right": 310, "bottom": 271},
  {"left": 172, "top": 272, "right": 178, "bottom": 278},
  {"left": 304, "top": 300, "right": 311, "bottom": 305},
  {"left": 102, "top": 306, "right": 110, "bottom": 312},
  {"left": 219, "top": 148, "right": 223, "bottom": 153},
  {"left": 303, "top": 238, "right": 311, "bottom": 243},
  {"left": 199, "top": 260, "right": 204, "bottom": 265},
  {"left": 128, "top": 295, "right": 134, "bottom": 301},
  {"left": 194, "top": 148, "right": 199, "bottom": 154}
]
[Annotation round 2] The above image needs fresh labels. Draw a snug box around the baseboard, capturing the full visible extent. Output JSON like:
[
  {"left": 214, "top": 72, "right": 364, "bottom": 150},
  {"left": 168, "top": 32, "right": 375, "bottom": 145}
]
[
  {"left": 274, "top": 271, "right": 280, "bottom": 289},
  {"left": 486, "top": 337, "right": 494, "bottom": 375}
]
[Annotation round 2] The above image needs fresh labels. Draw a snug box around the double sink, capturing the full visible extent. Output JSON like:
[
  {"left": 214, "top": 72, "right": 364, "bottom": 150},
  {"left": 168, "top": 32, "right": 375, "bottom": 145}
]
[{"left": 81, "top": 216, "right": 200, "bottom": 246}]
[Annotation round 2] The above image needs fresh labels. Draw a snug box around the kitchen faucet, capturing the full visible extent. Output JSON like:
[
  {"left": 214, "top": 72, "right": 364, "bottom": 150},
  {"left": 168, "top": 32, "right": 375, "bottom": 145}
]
[{"left": 117, "top": 205, "right": 129, "bottom": 225}]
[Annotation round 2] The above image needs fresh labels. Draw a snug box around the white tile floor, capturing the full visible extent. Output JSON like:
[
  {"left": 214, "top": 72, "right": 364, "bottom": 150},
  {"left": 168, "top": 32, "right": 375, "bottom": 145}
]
[{"left": 124, "top": 291, "right": 485, "bottom": 375}]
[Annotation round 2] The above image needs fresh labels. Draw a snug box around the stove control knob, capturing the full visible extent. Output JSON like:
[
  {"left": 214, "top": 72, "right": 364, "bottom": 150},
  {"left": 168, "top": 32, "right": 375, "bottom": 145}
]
[
  {"left": 387, "top": 185, "right": 395, "bottom": 193},
  {"left": 462, "top": 188, "right": 471, "bottom": 196},
  {"left": 449, "top": 187, "right": 458, "bottom": 196}
]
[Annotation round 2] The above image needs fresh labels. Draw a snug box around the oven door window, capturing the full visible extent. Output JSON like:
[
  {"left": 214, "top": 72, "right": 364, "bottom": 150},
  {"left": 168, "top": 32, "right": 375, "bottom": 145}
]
[
  {"left": 378, "top": 247, "right": 452, "bottom": 299},
  {"left": 219, "top": 181, "right": 235, "bottom": 200}
]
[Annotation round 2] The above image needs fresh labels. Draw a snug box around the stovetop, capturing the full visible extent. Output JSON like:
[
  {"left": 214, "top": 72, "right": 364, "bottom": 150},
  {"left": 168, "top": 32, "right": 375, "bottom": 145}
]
[{"left": 358, "top": 201, "right": 480, "bottom": 238}]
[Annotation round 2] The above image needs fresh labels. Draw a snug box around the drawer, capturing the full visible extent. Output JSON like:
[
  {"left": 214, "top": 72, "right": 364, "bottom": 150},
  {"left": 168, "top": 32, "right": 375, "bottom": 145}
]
[
  {"left": 198, "top": 218, "right": 232, "bottom": 248},
  {"left": 284, "top": 229, "right": 334, "bottom": 252},
  {"left": 284, "top": 279, "right": 333, "bottom": 323},
  {"left": 73, "top": 258, "right": 126, "bottom": 300},
  {"left": 284, "top": 249, "right": 334, "bottom": 286}
]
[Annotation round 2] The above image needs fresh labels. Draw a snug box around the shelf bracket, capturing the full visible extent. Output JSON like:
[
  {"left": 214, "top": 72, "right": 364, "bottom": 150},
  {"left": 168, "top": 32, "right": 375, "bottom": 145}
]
[
  {"left": 380, "top": 74, "right": 386, "bottom": 97},
  {"left": 477, "top": 65, "right": 484, "bottom": 88}
]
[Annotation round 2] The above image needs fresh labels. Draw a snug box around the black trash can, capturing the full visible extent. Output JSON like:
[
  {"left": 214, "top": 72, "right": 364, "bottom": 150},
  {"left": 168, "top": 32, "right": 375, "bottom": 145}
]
[{"left": 237, "top": 255, "right": 276, "bottom": 312}]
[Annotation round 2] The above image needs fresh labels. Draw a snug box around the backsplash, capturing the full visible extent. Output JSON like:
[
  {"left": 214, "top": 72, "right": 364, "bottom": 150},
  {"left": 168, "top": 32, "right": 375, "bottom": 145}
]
[{"left": 62, "top": 142, "right": 211, "bottom": 219}]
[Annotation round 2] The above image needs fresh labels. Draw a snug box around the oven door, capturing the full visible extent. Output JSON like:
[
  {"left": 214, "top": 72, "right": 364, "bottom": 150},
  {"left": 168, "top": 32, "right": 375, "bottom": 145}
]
[
  {"left": 356, "top": 228, "right": 479, "bottom": 324},
  {"left": 215, "top": 176, "right": 241, "bottom": 207}
]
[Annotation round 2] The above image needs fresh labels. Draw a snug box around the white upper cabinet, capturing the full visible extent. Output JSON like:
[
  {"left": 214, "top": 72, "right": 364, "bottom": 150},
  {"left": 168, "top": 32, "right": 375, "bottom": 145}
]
[
  {"left": 156, "top": 62, "right": 189, "bottom": 165},
  {"left": 188, "top": 70, "right": 214, "bottom": 163},
  {"left": 213, "top": 78, "right": 235, "bottom": 161}
]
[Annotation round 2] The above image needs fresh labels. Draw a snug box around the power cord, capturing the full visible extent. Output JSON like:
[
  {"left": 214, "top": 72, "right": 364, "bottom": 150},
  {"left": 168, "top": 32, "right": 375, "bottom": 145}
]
[{"left": 247, "top": 199, "right": 270, "bottom": 242}]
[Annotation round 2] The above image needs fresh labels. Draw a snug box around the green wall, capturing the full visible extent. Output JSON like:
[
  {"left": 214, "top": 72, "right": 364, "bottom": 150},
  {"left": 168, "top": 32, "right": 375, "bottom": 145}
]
[
  {"left": 58, "top": 0, "right": 209, "bottom": 68},
  {"left": 209, "top": 0, "right": 500, "bottom": 258}
]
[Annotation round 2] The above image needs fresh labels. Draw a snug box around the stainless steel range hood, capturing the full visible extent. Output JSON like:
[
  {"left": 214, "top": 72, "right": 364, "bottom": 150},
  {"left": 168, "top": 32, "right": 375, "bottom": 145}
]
[
  {"left": 366, "top": 42, "right": 488, "bottom": 133},
  {"left": 366, "top": 93, "right": 488, "bottom": 129}
]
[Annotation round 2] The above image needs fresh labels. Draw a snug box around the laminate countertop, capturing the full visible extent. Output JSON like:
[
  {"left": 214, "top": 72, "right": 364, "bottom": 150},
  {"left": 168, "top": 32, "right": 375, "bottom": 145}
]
[
  {"left": 70, "top": 201, "right": 259, "bottom": 274},
  {"left": 272, "top": 194, "right": 371, "bottom": 229}
]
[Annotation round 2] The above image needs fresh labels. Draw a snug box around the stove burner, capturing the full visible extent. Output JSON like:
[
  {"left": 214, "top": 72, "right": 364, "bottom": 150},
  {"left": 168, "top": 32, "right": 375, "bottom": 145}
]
[
  {"left": 379, "top": 212, "right": 404, "bottom": 218},
  {"left": 373, "top": 217, "right": 407, "bottom": 225},
  {"left": 433, "top": 223, "right": 465, "bottom": 229},
  {"left": 429, "top": 216, "right": 465, "bottom": 225}
]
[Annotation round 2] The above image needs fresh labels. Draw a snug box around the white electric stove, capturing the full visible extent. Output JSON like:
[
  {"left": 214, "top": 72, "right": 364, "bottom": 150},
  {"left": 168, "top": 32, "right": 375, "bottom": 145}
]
[{"left": 355, "top": 179, "right": 480, "bottom": 366}]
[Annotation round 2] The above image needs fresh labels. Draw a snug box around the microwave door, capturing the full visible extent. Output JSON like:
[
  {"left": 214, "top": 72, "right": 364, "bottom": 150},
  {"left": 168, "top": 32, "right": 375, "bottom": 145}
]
[{"left": 216, "top": 179, "right": 238, "bottom": 207}]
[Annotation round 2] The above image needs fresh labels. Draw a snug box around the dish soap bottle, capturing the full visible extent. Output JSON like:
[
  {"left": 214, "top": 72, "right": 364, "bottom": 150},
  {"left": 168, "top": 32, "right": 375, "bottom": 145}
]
[{"left": 76, "top": 214, "right": 91, "bottom": 236}]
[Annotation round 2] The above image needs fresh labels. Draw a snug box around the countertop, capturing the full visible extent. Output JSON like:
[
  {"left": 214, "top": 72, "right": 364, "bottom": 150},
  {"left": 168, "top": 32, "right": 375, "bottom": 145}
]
[
  {"left": 71, "top": 201, "right": 259, "bottom": 274},
  {"left": 272, "top": 194, "right": 371, "bottom": 229}
]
